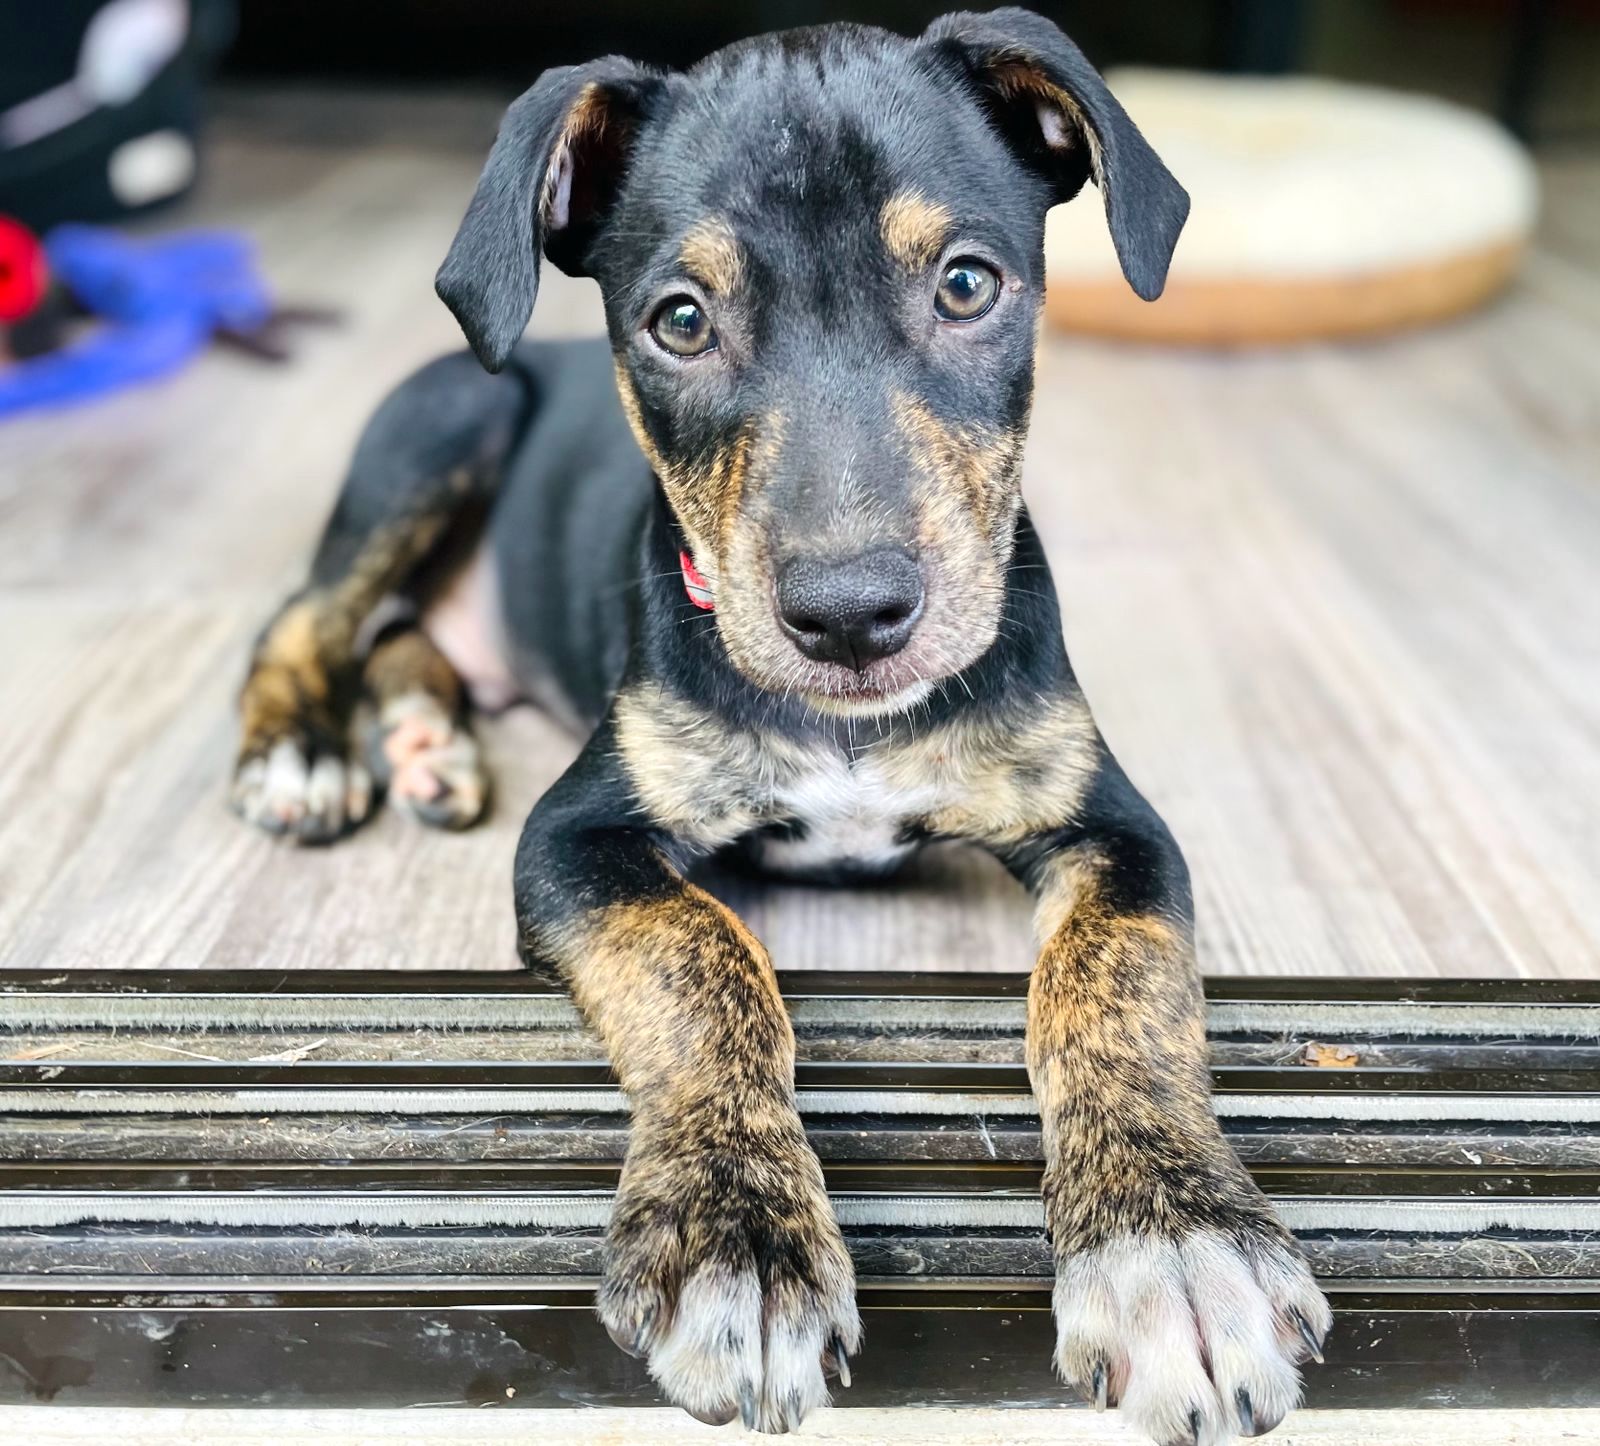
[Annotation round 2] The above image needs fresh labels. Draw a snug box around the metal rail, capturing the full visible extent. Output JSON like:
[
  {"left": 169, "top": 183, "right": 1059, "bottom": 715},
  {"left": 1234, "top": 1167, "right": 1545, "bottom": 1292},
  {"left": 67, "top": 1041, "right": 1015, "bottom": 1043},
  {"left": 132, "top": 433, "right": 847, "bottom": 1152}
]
[{"left": 0, "top": 970, "right": 1595, "bottom": 1409}]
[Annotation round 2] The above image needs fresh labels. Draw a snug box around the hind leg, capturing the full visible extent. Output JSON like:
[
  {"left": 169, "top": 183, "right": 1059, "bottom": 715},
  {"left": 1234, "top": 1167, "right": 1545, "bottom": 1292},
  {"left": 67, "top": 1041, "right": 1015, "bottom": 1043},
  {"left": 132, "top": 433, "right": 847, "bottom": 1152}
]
[
  {"left": 360, "top": 625, "right": 489, "bottom": 830},
  {"left": 231, "top": 351, "right": 524, "bottom": 843},
  {"left": 230, "top": 589, "right": 377, "bottom": 843}
]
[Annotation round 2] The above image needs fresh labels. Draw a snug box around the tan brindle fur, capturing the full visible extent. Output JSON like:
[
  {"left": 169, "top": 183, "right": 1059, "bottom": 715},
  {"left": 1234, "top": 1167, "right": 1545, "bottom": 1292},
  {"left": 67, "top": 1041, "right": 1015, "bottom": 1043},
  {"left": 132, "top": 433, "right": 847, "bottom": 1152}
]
[
  {"left": 362, "top": 627, "right": 464, "bottom": 716},
  {"left": 611, "top": 362, "right": 763, "bottom": 570},
  {"left": 237, "top": 600, "right": 329, "bottom": 750},
  {"left": 238, "top": 512, "right": 450, "bottom": 759},
  {"left": 613, "top": 682, "right": 1098, "bottom": 853},
  {"left": 537, "top": 891, "right": 790, "bottom": 1112},
  {"left": 893, "top": 390, "right": 1025, "bottom": 540},
  {"left": 878, "top": 190, "right": 954, "bottom": 270},
  {"left": 678, "top": 216, "right": 746, "bottom": 296},
  {"left": 1028, "top": 847, "right": 1278, "bottom": 1257},
  {"left": 526, "top": 889, "right": 855, "bottom": 1375}
]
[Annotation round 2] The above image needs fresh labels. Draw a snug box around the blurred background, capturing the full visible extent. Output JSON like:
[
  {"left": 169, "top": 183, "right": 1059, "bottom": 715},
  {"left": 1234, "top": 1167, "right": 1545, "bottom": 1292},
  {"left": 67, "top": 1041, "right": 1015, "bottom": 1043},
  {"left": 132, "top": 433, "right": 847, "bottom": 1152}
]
[
  {"left": 5, "top": 1, "right": 1599, "bottom": 232},
  {"left": 1, "top": 2, "right": 1597, "bottom": 982},
  {"left": 222, "top": 0, "right": 1600, "bottom": 130}
]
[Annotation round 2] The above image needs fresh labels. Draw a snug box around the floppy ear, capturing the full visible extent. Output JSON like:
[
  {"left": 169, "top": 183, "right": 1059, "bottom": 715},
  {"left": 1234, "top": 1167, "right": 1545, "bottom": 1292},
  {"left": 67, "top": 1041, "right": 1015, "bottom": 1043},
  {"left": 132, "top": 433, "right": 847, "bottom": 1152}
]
[
  {"left": 923, "top": 8, "right": 1189, "bottom": 301},
  {"left": 436, "top": 57, "right": 663, "bottom": 372}
]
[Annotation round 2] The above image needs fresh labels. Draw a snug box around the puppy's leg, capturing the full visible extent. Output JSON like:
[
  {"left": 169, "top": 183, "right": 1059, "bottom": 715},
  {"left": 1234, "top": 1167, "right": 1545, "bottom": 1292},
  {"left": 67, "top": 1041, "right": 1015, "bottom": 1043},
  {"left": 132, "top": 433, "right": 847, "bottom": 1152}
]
[
  {"left": 516, "top": 723, "right": 859, "bottom": 1434},
  {"left": 232, "top": 352, "right": 522, "bottom": 842},
  {"left": 1003, "top": 759, "right": 1330, "bottom": 1446},
  {"left": 359, "top": 625, "right": 487, "bottom": 829}
]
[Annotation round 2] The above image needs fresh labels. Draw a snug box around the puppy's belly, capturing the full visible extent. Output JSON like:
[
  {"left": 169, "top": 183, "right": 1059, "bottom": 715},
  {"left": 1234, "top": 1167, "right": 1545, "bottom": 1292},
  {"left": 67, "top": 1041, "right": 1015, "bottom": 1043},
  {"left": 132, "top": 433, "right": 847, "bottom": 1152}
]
[{"left": 420, "top": 541, "right": 521, "bottom": 714}]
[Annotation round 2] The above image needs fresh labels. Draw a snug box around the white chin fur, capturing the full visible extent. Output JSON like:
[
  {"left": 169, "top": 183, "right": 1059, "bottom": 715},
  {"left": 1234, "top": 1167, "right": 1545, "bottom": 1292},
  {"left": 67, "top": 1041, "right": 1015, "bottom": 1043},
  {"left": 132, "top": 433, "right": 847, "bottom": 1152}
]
[{"left": 798, "top": 676, "right": 935, "bottom": 718}]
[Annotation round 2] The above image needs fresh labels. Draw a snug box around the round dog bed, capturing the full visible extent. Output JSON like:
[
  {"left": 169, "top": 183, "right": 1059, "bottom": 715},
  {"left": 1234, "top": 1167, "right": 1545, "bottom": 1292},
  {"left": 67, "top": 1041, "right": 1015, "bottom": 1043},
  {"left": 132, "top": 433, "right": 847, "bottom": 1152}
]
[{"left": 1044, "top": 71, "right": 1538, "bottom": 344}]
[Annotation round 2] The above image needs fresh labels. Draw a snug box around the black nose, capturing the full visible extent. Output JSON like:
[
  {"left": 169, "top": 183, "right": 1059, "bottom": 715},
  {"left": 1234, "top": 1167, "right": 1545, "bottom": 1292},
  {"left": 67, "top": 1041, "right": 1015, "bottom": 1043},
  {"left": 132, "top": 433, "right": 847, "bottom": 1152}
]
[{"left": 776, "top": 547, "right": 924, "bottom": 670}]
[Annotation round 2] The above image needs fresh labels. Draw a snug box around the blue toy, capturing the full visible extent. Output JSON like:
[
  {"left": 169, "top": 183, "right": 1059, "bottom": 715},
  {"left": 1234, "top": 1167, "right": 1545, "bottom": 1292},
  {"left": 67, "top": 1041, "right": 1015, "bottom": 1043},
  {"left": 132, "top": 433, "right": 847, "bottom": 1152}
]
[{"left": 0, "top": 225, "right": 328, "bottom": 418}]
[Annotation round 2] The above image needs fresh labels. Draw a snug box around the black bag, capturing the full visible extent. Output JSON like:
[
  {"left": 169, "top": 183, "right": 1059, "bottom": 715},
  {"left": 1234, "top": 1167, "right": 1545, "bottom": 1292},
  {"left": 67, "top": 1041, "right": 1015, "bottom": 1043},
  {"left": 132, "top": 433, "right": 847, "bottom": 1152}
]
[{"left": 0, "top": 0, "right": 234, "bottom": 230}]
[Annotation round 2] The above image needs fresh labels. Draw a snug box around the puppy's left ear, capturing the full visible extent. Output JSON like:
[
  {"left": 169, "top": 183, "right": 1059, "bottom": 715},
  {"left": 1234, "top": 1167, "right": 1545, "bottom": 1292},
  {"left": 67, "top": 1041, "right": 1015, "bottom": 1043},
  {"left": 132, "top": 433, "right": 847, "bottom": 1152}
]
[
  {"left": 924, "top": 8, "right": 1188, "bottom": 301},
  {"left": 437, "top": 57, "right": 664, "bottom": 372}
]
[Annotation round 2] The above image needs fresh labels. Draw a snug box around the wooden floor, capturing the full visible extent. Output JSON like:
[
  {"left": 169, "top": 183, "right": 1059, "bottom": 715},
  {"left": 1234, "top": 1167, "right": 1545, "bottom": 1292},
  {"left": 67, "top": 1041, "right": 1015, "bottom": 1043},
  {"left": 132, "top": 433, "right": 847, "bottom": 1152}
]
[{"left": 2, "top": 90, "right": 1597, "bottom": 979}]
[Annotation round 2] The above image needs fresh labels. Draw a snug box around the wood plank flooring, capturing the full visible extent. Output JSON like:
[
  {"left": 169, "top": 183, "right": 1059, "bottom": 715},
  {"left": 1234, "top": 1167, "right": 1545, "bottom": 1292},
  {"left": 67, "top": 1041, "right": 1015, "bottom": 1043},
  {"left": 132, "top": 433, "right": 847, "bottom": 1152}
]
[{"left": 1, "top": 90, "right": 1596, "bottom": 978}]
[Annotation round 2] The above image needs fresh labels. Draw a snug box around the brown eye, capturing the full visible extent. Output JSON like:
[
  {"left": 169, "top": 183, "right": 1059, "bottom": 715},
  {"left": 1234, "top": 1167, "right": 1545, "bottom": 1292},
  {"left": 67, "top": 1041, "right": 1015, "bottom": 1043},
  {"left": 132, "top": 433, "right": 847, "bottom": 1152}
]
[
  {"left": 650, "top": 297, "right": 717, "bottom": 357},
  {"left": 935, "top": 259, "right": 999, "bottom": 321}
]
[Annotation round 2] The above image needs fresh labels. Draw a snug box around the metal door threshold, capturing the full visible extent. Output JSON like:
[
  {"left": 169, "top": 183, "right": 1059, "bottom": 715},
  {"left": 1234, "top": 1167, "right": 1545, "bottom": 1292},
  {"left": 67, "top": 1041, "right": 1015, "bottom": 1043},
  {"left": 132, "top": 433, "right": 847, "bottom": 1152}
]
[{"left": 0, "top": 970, "right": 1594, "bottom": 1410}]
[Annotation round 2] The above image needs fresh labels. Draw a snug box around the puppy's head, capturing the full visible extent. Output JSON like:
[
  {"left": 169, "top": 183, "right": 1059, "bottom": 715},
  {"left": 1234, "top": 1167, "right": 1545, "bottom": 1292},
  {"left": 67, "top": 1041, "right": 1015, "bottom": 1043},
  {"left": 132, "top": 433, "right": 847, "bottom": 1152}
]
[{"left": 439, "top": 8, "right": 1186, "bottom": 716}]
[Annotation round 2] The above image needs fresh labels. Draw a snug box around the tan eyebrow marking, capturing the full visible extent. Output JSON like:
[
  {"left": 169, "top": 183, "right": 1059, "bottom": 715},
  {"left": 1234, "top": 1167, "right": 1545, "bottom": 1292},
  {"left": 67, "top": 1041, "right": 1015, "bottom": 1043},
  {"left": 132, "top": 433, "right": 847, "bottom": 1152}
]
[
  {"left": 678, "top": 216, "right": 745, "bottom": 294},
  {"left": 879, "top": 191, "right": 955, "bottom": 270}
]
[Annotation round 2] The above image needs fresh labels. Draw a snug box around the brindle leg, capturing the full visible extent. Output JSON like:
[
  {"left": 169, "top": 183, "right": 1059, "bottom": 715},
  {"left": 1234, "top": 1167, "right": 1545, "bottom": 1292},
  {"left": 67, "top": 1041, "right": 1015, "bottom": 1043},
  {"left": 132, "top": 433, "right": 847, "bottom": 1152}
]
[
  {"left": 231, "top": 352, "right": 522, "bottom": 842},
  {"left": 359, "top": 626, "right": 488, "bottom": 830},
  {"left": 1003, "top": 760, "right": 1330, "bottom": 1446},
  {"left": 515, "top": 720, "right": 860, "bottom": 1434}
]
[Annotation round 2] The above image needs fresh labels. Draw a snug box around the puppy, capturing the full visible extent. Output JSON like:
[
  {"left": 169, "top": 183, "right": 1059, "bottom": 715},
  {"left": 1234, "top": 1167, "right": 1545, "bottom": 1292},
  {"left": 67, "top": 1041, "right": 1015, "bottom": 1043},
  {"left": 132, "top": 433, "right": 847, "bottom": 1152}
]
[{"left": 231, "top": 10, "right": 1331, "bottom": 1441}]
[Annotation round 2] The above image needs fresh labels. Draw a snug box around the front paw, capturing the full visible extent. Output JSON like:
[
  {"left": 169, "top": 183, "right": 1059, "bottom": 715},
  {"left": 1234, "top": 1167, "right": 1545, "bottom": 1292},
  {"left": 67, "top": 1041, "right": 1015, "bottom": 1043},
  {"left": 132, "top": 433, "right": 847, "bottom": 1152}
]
[
  {"left": 598, "top": 1121, "right": 860, "bottom": 1433},
  {"left": 1050, "top": 1200, "right": 1330, "bottom": 1446}
]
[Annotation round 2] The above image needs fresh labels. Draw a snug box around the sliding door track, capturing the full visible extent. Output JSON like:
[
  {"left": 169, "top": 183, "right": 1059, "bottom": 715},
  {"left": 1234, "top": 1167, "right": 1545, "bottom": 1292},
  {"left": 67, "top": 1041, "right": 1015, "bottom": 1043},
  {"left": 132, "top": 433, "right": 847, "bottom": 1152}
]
[{"left": 0, "top": 970, "right": 1594, "bottom": 1409}]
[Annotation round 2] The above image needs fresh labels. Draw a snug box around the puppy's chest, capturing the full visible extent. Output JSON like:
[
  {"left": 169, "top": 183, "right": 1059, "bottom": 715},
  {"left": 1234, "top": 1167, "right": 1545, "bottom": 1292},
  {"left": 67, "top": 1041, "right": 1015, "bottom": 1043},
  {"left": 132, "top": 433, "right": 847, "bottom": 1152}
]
[
  {"left": 613, "top": 689, "right": 1099, "bottom": 871},
  {"left": 753, "top": 754, "right": 947, "bottom": 879}
]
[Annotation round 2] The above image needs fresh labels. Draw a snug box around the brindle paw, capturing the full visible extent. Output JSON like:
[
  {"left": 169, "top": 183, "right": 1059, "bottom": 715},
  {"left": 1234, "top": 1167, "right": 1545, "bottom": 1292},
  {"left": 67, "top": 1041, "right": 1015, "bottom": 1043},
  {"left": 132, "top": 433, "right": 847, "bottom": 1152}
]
[
  {"left": 597, "top": 1136, "right": 861, "bottom": 1433},
  {"left": 364, "top": 692, "right": 488, "bottom": 830},
  {"left": 1051, "top": 1221, "right": 1330, "bottom": 1446},
  {"left": 230, "top": 738, "right": 373, "bottom": 844}
]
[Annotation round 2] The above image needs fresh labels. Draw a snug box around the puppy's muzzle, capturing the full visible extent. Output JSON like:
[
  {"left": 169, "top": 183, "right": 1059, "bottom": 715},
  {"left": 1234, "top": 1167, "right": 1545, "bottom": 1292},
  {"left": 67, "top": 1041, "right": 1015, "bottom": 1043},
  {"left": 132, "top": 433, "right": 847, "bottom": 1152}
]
[{"left": 775, "top": 547, "right": 924, "bottom": 671}]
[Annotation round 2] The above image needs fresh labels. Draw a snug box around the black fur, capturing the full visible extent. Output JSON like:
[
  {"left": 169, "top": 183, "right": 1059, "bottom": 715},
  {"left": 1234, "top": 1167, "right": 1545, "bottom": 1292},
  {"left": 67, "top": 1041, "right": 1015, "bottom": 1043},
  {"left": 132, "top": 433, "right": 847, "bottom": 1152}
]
[
  {"left": 301, "top": 4, "right": 1199, "bottom": 957},
  {"left": 233, "top": 14, "right": 1332, "bottom": 1439},
  {"left": 926, "top": 8, "right": 1190, "bottom": 300},
  {"left": 436, "top": 58, "right": 666, "bottom": 372}
]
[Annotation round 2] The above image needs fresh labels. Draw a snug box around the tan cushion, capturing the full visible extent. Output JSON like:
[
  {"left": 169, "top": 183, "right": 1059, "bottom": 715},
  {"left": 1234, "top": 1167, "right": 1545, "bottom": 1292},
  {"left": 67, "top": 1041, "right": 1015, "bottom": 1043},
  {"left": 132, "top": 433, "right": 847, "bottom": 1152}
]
[{"left": 1045, "top": 71, "right": 1538, "bottom": 344}]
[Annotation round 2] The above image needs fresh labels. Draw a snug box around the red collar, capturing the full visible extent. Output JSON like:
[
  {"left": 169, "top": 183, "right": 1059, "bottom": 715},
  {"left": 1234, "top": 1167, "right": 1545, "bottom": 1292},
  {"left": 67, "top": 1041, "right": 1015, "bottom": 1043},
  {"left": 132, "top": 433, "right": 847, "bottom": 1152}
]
[{"left": 679, "top": 550, "right": 715, "bottom": 611}]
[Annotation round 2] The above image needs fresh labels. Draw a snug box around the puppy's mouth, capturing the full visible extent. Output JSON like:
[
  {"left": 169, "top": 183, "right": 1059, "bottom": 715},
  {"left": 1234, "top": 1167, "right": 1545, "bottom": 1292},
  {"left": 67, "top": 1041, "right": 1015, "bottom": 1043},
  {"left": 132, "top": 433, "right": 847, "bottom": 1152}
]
[
  {"left": 729, "top": 567, "right": 1001, "bottom": 716},
  {"left": 786, "top": 653, "right": 938, "bottom": 713}
]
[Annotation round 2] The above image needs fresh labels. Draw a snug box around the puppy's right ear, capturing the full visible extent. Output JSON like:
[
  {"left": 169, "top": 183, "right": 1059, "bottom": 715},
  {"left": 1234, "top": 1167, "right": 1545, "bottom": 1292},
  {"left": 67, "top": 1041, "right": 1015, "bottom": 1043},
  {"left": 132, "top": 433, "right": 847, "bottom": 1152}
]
[
  {"left": 924, "top": 9, "right": 1188, "bottom": 302},
  {"left": 437, "top": 58, "right": 663, "bottom": 372}
]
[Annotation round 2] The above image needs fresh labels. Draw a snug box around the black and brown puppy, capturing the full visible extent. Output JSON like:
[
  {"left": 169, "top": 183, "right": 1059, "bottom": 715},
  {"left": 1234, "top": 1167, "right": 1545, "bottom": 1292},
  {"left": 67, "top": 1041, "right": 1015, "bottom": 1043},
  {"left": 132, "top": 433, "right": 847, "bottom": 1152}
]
[{"left": 231, "top": 9, "right": 1331, "bottom": 1441}]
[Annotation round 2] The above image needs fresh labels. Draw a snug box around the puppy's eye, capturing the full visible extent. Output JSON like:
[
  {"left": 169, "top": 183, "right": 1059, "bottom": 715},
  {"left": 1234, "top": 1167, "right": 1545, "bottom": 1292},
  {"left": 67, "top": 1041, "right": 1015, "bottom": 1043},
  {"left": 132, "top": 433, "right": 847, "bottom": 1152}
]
[
  {"left": 935, "top": 259, "right": 999, "bottom": 321},
  {"left": 650, "top": 298, "right": 717, "bottom": 357}
]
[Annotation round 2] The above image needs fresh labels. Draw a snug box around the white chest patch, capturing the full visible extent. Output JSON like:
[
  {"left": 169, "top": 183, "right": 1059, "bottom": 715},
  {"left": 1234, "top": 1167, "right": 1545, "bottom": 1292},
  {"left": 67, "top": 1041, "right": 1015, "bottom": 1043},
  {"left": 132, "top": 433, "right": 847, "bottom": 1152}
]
[{"left": 755, "top": 753, "right": 950, "bottom": 878}]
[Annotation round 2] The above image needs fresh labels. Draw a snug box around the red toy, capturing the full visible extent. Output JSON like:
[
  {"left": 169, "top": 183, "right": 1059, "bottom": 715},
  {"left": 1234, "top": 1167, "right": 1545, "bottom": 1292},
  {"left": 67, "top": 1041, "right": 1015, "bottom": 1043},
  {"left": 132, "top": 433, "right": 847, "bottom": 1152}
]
[{"left": 0, "top": 216, "right": 49, "bottom": 326}]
